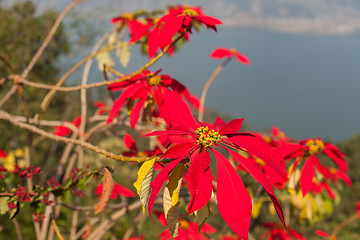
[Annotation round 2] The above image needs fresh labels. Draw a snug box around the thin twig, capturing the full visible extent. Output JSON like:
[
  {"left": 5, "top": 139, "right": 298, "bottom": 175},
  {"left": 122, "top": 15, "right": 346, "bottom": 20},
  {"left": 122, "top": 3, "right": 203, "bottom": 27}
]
[
  {"left": 198, "top": 57, "right": 231, "bottom": 121},
  {"left": 0, "top": 110, "right": 155, "bottom": 162},
  {"left": 331, "top": 213, "right": 359, "bottom": 237},
  {"left": 51, "top": 219, "right": 65, "bottom": 240}
]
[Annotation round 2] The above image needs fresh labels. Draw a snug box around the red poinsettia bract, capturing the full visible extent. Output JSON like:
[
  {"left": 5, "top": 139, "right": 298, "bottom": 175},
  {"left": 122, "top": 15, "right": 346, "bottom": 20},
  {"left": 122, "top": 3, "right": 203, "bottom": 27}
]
[
  {"left": 95, "top": 183, "right": 135, "bottom": 199},
  {"left": 261, "top": 223, "right": 305, "bottom": 240},
  {"left": 277, "top": 137, "right": 350, "bottom": 197},
  {"left": 107, "top": 69, "right": 199, "bottom": 128},
  {"left": 147, "top": 5, "right": 222, "bottom": 58},
  {"left": 156, "top": 212, "right": 216, "bottom": 240},
  {"left": 210, "top": 47, "right": 251, "bottom": 65},
  {"left": 53, "top": 116, "right": 82, "bottom": 137},
  {"left": 145, "top": 117, "right": 286, "bottom": 239}
]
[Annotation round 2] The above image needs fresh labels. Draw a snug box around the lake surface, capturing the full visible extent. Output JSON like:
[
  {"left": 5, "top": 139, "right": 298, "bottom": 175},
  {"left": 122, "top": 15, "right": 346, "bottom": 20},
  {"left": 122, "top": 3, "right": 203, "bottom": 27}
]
[{"left": 69, "top": 26, "right": 360, "bottom": 142}]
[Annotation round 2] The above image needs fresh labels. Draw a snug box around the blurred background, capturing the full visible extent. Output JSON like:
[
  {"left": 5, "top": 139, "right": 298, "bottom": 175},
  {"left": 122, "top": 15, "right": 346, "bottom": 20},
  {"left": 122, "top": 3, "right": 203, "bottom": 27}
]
[{"left": 2, "top": 0, "right": 359, "bottom": 141}]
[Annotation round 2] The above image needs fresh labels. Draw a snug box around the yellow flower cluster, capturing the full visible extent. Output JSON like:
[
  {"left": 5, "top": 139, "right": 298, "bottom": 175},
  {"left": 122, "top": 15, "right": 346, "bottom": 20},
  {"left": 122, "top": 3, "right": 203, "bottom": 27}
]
[
  {"left": 306, "top": 138, "right": 325, "bottom": 155},
  {"left": 148, "top": 75, "right": 161, "bottom": 86},
  {"left": 195, "top": 126, "right": 220, "bottom": 148},
  {"left": 184, "top": 8, "right": 198, "bottom": 17}
]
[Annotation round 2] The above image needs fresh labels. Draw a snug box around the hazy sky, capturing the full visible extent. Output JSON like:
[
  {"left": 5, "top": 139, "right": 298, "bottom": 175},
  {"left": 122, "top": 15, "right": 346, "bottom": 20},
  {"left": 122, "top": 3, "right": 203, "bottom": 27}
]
[{"left": 9, "top": 0, "right": 360, "bottom": 34}]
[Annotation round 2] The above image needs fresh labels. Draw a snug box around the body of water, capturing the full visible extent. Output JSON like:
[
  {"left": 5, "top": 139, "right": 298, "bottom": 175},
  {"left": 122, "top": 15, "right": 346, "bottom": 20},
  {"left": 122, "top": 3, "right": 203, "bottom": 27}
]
[{"left": 70, "top": 26, "right": 360, "bottom": 142}]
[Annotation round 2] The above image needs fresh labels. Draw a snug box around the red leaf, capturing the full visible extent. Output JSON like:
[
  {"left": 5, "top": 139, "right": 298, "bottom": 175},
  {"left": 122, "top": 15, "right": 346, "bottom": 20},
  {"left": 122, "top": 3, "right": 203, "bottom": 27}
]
[
  {"left": 228, "top": 149, "right": 286, "bottom": 228},
  {"left": 159, "top": 16, "right": 185, "bottom": 49},
  {"left": 113, "top": 183, "right": 135, "bottom": 197},
  {"left": 315, "top": 230, "right": 330, "bottom": 237},
  {"left": 225, "top": 135, "right": 287, "bottom": 174},
  {"left": 130, "top": 96, "right": 147, "bottom": 129},
  {"left": 187, "top": 151, "right": 213, "bottom": 213},
  {"left": 107, "top": 84, "right": 144, "bottom": 124},
  {"left": 124, "top": 133, "right": 137, "bottom": 152},
  {"left": 300, "top": 156, "right": 315, "bottom": 197},
  {"left": 210, "top": 48, "right": 232, "bottom": 59},
  {"left": 323, "top": 144, "right": 348, "bottom": 172},
  {"left": 148, "top": 27, "right": 160, "bottom": 59},
  {"left": 235, "top": 52, "right": 251, "bottom": 65},
  {"left": 129, "top": 20, "right": 152, "bottom": 43},
  {"left": 197, "top": 15, "right": 223, "bottom": 26},
  {"left": 213, "top": 149, "right": 251, "bottom": 239},
  {"left": 162, "top": 142, "right": 193, "bottom": 159},
  {"left": 160, "top": 89, "right": 196, "bottom": 128},
  {"left": 148, "top": 156, "right": 184, "bottom": 218},
  {"left": 275, "top": 143, "right": 304, "bottom": 160},
  {"left": 219, "top": 118, "right": 244, "bottom": 135}
]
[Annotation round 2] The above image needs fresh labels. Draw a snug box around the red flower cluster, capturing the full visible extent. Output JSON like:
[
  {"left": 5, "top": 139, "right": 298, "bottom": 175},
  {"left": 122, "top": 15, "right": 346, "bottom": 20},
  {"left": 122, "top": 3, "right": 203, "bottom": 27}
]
[
  {"left": 210, "top": 47, "right": 251, "bottom": 65},
  {"left": 145, "top": 117, "right": 286, "bottom": 238},
  {"left": 156, "top": 212, "right": 216, "bottom": 240},
  {"left": 276, "top": 136, "right": 351, "bottom": 198},
  {"left": 107, "top": 69, "right": 199, "bottom": 128},
  {"left": 261, "top": 223, "right": 305, "bottom": 240},
  {"left": 111, "top": 5, "right": 222, "bottom": 58}
]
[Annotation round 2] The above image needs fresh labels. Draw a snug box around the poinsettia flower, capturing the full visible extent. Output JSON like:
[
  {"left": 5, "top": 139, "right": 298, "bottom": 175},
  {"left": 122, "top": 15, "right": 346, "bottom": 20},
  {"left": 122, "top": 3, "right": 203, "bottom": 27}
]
[
  {"left": 210, "top": 47, "right": 251, "bottom": 65},
  {"left": 276, "top": 137, "right": 349, "bottom": 197},
  {"left": 53, "top": 116, "right": 82, "bottom": 137},
  {"left": 95, "top": 183, "right": 135, "bottom": 199},
  {"left": 106, "top": 69, "right": 200, "bottom": 128},
  {"left": 145, "top": 116, "right": 286, "bottom": 238},
  {"left": 261, "top": 223, "right": 305, "bottom": 240},
  {"left": 147, "top": 5, "right": 222, "bottom": 58},
  {"left": 155, "top": 212, "right": 216, "bottom": 240}
]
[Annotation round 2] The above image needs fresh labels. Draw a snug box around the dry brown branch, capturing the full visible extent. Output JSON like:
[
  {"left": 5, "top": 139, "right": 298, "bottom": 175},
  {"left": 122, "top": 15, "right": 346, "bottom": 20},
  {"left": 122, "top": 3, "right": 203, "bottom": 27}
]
[
  {"left": 86, "top": 200, "right": 143, "bottom": 240},
  {"left": 11, "top": 218, "right": 23, "bottom": 240},
  {"left": 198, "top": 57, "right": 231, "bottom": 121},
  {"left": 0, "top": 110, "right": 155, "bottom": 162}
]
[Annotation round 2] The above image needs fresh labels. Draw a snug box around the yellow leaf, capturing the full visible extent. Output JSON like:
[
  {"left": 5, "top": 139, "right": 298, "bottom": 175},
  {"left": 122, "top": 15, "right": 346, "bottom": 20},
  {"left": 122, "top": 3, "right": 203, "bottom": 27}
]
[
  {"left": 195, "top": 202, "right": 212, "bottom": 232},
  {"left": 163, "top": 187, "right": 180, "bottom": 237},
  {"left": 252, "top": 200, "right": 263, "bottom": 218},
  {"left": 5, "top": 153, "right": 15, "bottom": 172},
  {"left": 165, "top": 163, "right": 184, "bottom": 206},
  {"left": 94, "top": 168, "right": 113, "bottom": 215},
  {"left": 116, "top": 41, "right": 131, "bottom": 68},
  {"left": 163, "top": 163, "right": 184, "bottom": 237},
  {"left": 133, "top": 158, "right": 156, "bottom": 213}
]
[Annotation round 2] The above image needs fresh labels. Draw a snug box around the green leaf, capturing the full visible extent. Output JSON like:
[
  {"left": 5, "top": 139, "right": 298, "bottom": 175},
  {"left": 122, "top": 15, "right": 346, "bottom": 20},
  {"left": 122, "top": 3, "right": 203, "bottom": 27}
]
[
  {"left": 64, "top": 178, "right": 72, "bottom": 189},
  {"left": 63, "top": 190, "right": 70, "bottom": 203},
  {"left": 30, "top": 200, "right": 43, "bottom": 214},
  {"left": 163, "top": 163, "right": 184, "bottom": 237},
  {"left": 78, "top": 178, "right": 87, "bottom": 191},
  {"left": 116, "top": 41, "right": 131, "bottom": 68},
  {"left": 133, "top": 158, "right": 156, "bottom": 213},
  {"left": 0, "top": 197, "right": 9, "bottom": 215}
]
